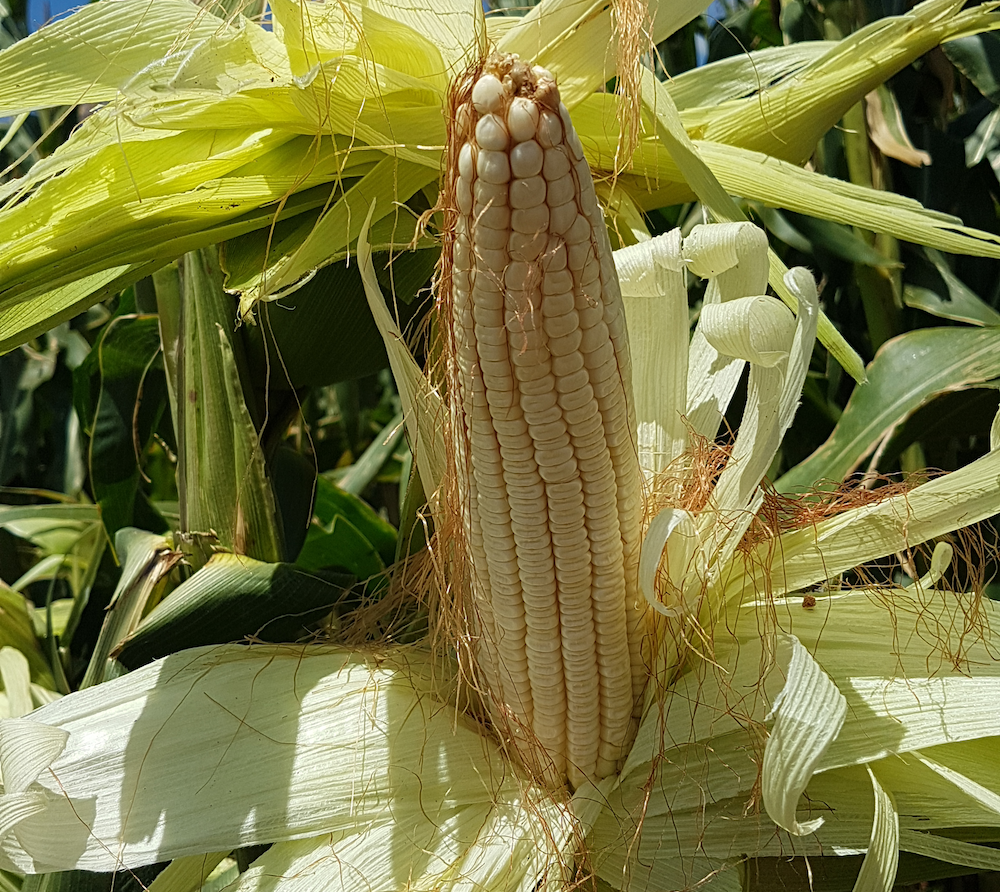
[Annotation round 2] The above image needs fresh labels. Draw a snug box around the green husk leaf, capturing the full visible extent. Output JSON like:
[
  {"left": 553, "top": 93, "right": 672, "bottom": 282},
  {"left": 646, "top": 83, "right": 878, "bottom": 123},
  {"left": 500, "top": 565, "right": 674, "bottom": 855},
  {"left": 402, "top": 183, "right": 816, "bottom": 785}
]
[
  {"left": 762, "top": 635, "right": 847, "bottom": 836},
  {"left": 852, "top": 766, "right": 899, "bottom": 892},
  {"left": 615, "top": 229, "right": 688, "bottom": 475},
  {"left": 729, "top": 444, "right": 1000, "bottom": 601},
  {"left": 145, "top": 853, "right": 230, "bottom": 892},
  {"left": 357, "top": 201, "right": 447, "bottom": 495},
  {"left": 688, "top": 0, "right": 998, "bottom": 170},
  {"left": 158, "top": 247, "right": 282, "bottom": 561},
  {"left": 80, "top": 528, "right": 176, "bottom": 688},
  {"left": 637, "top": 68, "right": 866, "bottom": 382},
  {"left": 115, "top": 553, "right": 351, "bottom": 670},
  {"left": 900, "top": 829, "right": 1000, "bottom": 870},
  {"left": 234, "top": 157, "right": 438, "bottom": 316},
  {"left": 694, "top": 141, "right": 1000, "bottom": 261},
  {"left": 666, "top": 42, "right": 829, "bottom": 111},
  {"left": 498, "top": 0, "right": 709, "bottom": 109}
]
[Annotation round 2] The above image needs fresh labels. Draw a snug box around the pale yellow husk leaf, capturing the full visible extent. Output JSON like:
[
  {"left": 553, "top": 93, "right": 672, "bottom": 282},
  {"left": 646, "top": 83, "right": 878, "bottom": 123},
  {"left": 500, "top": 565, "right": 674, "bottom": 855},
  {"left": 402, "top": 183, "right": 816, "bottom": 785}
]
[
  {"left": 5, "top": 0, "right": 1000, "bottom": 356},
  {"left": 583, "top": 589, "right": 1000, "bottom": 891},
  {"left": 0, "top": 643, "right": 571, "bottom": 884}
]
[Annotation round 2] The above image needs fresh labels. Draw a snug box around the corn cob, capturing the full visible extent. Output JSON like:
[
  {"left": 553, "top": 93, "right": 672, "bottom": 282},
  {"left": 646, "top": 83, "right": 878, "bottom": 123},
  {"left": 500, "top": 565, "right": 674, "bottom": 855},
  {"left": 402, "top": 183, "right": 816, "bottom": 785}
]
[{"left": 444, "top": 55, "right": 647, "bottom": 789}]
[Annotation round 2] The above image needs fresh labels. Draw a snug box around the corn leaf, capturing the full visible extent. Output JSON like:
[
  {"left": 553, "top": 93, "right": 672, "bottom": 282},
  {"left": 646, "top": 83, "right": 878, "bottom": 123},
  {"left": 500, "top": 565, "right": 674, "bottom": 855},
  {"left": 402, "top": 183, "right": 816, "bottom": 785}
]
[
  {"left": 0, "top": 649, "right": 34, "bottom": 720},
  {"left": 903, "top": 248, "right": 1000, "bottom": 326},
  {"left": 336, "top": 412, "right": 406, "bottom": 497},
  {"left": 79, "top": 312, "right": 168, "bottom": 541},
  {"left": 80, "top": 528, "right": 176, "bottom": 688},
  {"left": 778, "top": 326, "right": 1000, "bottom": 493},
  {"left": 0, "top": 503, "right": 101, "bottom": 562},
  {"left": 114, "top": 554, "right": 352, "bottom": 670},
  {"left": 297, "top": 476, "right": 397, "bottom": 577}
]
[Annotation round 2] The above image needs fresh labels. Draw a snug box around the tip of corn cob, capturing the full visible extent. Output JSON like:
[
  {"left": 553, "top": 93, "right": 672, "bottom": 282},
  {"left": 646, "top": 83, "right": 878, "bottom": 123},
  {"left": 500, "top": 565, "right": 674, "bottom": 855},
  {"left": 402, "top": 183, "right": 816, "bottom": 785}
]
[{"left": 443, "top": 55, "right": 648, "bottom": 790}]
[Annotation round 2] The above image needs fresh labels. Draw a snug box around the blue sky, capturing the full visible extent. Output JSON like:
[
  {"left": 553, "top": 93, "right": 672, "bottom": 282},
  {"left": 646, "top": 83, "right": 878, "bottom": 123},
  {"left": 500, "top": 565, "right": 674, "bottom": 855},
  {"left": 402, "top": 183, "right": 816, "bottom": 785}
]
[{"left": 26, "top": 0, "right": 78, "bottom": 32}]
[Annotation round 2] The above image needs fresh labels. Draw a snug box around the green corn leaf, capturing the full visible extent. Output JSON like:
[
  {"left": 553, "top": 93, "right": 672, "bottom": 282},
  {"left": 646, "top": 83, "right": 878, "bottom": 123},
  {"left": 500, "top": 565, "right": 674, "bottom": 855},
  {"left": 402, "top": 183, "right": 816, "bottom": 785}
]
[
  {"left": 80, "top": 528, "right": 176, "bottom": 688},
  {"left": 337, "top": 412, "right": 405, "bottom": 497},
  {"left": 296, "top": 476, "right": 396, "bottom": 577},
  {"left": 781, "top": 213, "right": 902, "bottom": 269},
  {"left": 77, "top": 313, "right": 168, "bottom": 542},
  {"left": 0, "top": 502, "right": 101, "bottom": 557},
  {"left": 903, "top": 249, "right": 1000, "bottom": 327},
  {"left": 237, "top": 248, "right": 437, "bottom": 391},
  {"left": 115, "top": 554, "right": 351, "bottom": 670},
  {"left": 943, "top": 31, "right": 1000, "bottom": 104},
  {"left": 0, "top": 586, "right": 55, "bottom": 690},
  {"left": 777, "top": 326, "right": 1000, "bottom": 492}
]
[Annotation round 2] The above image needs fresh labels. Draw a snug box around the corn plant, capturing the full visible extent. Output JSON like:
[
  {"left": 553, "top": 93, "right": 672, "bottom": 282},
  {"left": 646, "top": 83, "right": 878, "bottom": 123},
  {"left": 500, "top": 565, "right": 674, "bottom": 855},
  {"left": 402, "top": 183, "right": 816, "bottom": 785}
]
[{"left": 1, "top": 1, "right": 1000, "bottom": 891}]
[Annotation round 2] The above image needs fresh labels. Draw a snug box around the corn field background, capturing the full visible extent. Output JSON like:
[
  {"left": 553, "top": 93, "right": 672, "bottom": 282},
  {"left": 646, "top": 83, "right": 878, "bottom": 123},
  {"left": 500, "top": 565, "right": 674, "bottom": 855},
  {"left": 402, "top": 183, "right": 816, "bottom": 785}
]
[{"left": 2, "top": 0, "right": 1000, "bottom": 890}]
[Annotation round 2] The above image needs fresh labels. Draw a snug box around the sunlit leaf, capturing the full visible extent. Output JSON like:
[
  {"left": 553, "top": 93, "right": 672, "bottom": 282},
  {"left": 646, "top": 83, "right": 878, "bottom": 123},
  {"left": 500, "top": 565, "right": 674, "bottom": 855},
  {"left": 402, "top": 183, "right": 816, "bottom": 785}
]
[
  {"left": 0, "top": 644, "right": 569, "bottom": 879},
  {"left": 0, "top": 0, "right": 226, "bottom": 115}
]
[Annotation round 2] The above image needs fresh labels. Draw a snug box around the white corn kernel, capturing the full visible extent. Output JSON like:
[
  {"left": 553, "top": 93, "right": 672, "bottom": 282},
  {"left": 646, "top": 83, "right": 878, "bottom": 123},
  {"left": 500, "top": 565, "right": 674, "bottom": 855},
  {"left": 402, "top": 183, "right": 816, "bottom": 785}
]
[{"left": 447, "top": 54, "right": 646, "bottom": 790}]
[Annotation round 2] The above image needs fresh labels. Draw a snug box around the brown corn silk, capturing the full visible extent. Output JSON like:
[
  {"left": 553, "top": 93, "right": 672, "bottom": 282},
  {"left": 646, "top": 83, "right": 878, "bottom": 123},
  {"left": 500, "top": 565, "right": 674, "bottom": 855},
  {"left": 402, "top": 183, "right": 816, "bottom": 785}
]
[{"left": 440, "top": 54, "right": 648, "bottom": 789}]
